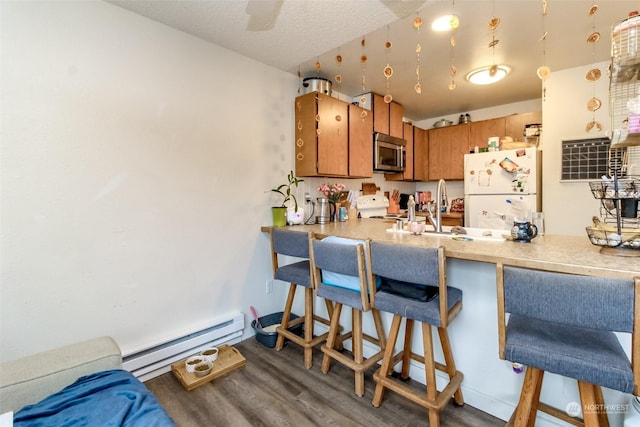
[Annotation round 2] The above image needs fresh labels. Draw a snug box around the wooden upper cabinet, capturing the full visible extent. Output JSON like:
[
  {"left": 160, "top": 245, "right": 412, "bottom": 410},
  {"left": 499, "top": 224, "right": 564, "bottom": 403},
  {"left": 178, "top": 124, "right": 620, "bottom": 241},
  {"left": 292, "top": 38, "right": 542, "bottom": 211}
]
[
  {"left": 385, "top": 122, "right": 414, "bottom": 182},
  {"left": 389, "top": 101, "right": 404, "bottom": 138},
  {"left": 348, "top": 103, "right": 373, "bottom": 178},
  {"left": 373, "top": 93, "right": 389, "bottom": 135},
  {"left": 372, "top": 93, "right": 403, "bottom": 137},
  {"left": 505, "top": 111, "right": 542, "bottom": 140},
  {"left": 294, "top": 92, "right": 348, "bottom": 177},
  {"left": 428, "top": 123, "right": 470, "bottom": 180},
  {"left": 469, "top": 117, "right": 505, "bottom": 149},
  {"left": 413, "top": 126, "right": 428, "bottom": 181}
]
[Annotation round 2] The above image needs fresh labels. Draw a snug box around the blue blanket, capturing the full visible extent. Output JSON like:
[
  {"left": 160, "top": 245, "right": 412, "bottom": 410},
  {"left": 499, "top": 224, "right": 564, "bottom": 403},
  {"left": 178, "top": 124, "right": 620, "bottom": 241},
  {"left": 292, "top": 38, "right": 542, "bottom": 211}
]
[{"left": 14, "top": 369, "right": 176, "bottom": 426}]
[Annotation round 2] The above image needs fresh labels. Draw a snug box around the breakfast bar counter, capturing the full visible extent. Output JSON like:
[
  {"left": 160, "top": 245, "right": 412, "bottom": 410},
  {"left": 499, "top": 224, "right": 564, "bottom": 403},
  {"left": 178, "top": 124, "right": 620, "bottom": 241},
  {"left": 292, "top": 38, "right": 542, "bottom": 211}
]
[
  {"left": 262, "top": 218, "right": 640, "bottom": 279},
  {"left": 261, "top": 220, "right": 638, "bottom": 426}
]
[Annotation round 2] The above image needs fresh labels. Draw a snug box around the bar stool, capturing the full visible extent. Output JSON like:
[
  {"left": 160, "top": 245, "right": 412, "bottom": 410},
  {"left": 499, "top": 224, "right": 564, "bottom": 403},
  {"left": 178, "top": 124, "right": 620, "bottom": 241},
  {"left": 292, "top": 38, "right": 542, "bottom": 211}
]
[
  {"left": 496, "top": 263, "right": 640, "bottom": 427},
  {"left": 269, "top": 228, "right": 333, "bottom": 369},
  {"left": 369, "top": 243, "right": 464, "bottom": 427},
  {"left": 310, "top": 236, "right": 386, "bottom": 397}
]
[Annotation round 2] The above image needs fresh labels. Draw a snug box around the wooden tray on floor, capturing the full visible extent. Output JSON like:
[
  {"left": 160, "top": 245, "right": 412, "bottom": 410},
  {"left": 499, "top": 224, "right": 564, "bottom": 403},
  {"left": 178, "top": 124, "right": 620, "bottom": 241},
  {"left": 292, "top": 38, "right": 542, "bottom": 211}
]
[{"left": 171, "top": 344, "right": 246, "bottom": 391}]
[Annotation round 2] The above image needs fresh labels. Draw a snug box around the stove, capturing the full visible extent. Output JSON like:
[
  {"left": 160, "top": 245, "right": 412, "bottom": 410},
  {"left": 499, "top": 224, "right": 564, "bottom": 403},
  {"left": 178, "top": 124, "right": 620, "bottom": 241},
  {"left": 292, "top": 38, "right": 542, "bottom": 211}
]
[{"left": 356, "top": 193, "right": 390, "bottom": 218}]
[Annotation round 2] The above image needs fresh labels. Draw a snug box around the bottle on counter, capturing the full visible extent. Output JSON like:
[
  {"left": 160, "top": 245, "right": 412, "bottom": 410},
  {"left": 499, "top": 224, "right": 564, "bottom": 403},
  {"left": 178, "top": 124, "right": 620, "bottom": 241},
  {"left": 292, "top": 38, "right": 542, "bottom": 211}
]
[{"left": 407, "top": 195, "right": 416, "bottom": 222}]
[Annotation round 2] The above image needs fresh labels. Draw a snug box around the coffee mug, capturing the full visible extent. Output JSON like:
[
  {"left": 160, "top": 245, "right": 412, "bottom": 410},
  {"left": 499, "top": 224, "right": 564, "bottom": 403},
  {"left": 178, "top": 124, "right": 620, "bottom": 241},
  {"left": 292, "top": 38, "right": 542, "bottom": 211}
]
[{"left": 511, "top": 220, "right": 538, "bottom": 242}]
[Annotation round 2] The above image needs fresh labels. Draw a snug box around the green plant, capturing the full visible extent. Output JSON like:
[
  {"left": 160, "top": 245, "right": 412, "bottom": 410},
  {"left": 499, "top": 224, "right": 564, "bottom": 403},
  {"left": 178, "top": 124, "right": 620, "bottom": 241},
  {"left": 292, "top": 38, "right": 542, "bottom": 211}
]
[{"left": 271, "top": 170, "right": 304, "bottom": 212}]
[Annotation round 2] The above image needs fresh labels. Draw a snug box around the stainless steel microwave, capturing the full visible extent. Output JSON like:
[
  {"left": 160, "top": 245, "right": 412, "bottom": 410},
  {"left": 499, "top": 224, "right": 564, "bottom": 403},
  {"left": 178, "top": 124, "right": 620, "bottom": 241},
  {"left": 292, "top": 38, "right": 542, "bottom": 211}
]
[{"left": 373, "top": 132, "right": 406, "bottom": 172}]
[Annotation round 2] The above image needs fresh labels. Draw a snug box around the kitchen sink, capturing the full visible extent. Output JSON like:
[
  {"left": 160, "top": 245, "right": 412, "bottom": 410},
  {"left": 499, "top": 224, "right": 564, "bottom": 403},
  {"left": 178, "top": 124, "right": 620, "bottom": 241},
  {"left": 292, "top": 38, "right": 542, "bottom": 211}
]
[
  {"left": 422, "top": 226, "right": 507, "bottom": 242},
  {"left": 387, "top": 225, "right": 508, "bottom": 242}
]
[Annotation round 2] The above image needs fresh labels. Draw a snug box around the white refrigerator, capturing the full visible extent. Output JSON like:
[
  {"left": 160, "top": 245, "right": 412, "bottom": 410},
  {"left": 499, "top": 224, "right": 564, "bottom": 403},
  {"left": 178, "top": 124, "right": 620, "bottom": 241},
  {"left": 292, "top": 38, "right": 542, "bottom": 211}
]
[{"left": 464, "top": 147, "right": 542, "bottom": 230}]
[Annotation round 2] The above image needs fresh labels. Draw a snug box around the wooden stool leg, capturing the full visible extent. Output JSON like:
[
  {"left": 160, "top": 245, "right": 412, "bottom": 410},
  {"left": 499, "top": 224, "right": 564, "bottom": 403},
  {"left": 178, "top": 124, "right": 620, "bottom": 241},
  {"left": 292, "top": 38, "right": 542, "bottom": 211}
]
[
  {"left": 422, "top": 322, "right": 439, "bottom": 427},
  {"left": 372, "top": 314, "right": 402, "bottom": 407},
  {"left": 276, "top": 284, "right": 297, "bottom": 351},
  {"left": 323, "top": 298, "right": 343, "bottom": 351},
  {"left": 593, "top": 384, "right": 610, "bottom": 427},
  {"left": 371, "top": 308, "right": 386, "bottom": 350},
  {"left": 353, "top": 308, "right": 365, "bottom": 397},
  {"left": 525, "top": 367, "right": 543, "bottom": 427},
  {"left": 303, "top": 287, "right": 314, "bottom": 369},
  {"left": 321, "top": 303, "right": 343, "bottom": 374},
  {"left": 511, "top": 367, "right": 544, "bottom": 427},
  {"left": 437, "top": 327, "right": 464, "bottom": 405},
  {"left": 402, "top": 319, "right": 414, "bottom": 379},
  {"left": 578, "top": 381, "right": 605, "bottom": 427}
]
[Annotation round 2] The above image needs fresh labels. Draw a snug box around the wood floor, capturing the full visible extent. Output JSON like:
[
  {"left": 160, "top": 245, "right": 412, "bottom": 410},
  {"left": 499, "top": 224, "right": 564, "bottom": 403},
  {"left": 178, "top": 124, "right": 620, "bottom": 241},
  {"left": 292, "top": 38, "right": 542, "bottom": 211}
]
[{"left": 145, "top": 338, "right": 505, "bottom": 427}]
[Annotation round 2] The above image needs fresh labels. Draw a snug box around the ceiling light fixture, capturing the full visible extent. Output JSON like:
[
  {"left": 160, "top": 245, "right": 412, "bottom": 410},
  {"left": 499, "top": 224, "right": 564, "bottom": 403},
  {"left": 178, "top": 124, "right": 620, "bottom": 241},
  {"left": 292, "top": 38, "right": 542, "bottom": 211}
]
[
  {"left": 431, "top": 14, "right": 459, "bottom": 32},
  {"left": 466, "top": 65, "right": 511, "bottom": 85}
]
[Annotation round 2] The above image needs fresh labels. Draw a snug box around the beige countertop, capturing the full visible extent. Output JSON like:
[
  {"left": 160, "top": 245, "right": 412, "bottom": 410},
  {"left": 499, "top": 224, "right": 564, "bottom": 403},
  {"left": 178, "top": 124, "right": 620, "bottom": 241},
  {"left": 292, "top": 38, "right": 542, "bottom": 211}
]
[{"left": 262, "top": 219, "right": 640, "bottom": 280}]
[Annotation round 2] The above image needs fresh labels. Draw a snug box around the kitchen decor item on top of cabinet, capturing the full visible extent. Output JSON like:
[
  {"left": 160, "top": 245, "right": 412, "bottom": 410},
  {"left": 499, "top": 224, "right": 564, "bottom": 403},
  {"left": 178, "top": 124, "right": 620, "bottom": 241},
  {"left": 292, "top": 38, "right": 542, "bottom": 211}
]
[
  {"left": 302, "top": 77, "right": 332, "bottom": 95},
  {"left": 433, "top": 118, "right": 454, "bottom": 128}
]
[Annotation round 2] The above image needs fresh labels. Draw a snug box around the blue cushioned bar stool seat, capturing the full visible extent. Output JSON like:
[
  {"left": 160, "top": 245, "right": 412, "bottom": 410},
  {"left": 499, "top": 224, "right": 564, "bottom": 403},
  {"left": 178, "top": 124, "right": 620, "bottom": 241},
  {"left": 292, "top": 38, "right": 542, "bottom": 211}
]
[
  {"left": 369, "top": 243, "right": 464, "bottom": 427},
  {"left": 311, "top": 236, "right": 386, "bottom": 397},
  {"left": 269, "top": 229, "right": 333, "bottom": 369},
  {"left": 496, "top": 263, "right": 640, "bottom": 427}
]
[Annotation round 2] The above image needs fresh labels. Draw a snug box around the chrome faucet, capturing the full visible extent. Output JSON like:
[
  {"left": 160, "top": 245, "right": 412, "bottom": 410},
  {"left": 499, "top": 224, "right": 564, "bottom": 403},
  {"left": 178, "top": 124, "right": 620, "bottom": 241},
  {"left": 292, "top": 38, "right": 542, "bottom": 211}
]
[{"left": 427, "top": 179, "right": 448, "bottom": 232}]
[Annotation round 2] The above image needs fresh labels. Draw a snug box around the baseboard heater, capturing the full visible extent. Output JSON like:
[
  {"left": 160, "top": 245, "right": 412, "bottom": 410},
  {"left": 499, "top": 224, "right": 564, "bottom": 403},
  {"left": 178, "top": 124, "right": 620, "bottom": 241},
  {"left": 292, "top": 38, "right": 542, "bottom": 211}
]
[{"left": 122, "top": 312, "right": 244, "bottom": 382}]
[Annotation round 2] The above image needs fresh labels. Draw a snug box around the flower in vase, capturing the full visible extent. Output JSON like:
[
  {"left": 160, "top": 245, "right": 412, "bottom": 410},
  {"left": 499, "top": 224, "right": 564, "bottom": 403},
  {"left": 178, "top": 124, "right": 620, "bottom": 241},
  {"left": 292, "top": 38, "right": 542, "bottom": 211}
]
[{"left": 317, "top": 183, "right": 346, "bottom": 203}]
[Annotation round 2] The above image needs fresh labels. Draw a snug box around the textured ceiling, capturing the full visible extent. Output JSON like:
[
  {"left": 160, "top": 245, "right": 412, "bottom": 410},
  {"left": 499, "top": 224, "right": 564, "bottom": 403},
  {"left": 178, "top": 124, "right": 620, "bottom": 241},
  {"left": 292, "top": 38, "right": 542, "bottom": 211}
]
[{"left": 106, "top": 0, "right": 639, "bottom": 121}]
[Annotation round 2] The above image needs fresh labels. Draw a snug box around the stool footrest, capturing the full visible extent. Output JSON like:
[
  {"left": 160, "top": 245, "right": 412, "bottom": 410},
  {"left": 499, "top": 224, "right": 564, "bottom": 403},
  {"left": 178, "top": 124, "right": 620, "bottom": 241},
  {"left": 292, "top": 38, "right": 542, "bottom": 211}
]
[{"left": 373, "top": 369, "right": 463, "bottom": 411}]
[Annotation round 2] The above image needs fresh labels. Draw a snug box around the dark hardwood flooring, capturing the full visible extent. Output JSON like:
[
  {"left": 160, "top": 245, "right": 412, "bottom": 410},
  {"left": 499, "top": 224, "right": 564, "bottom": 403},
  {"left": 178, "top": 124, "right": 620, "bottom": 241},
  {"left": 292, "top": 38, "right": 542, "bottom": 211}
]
[{"left": 145, "top": 338, "right": 504, "bottom": 427}]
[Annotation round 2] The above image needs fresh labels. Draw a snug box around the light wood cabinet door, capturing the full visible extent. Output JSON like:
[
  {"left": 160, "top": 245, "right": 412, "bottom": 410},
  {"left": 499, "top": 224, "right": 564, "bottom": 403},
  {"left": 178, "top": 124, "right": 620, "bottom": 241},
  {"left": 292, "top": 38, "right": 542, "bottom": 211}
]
[
  {"left": 294, "top": 92, "right": 348, "bottom": 177},
  {"left": 373, "top": 93, "right": 389, "bottom": 135},
  {"left": 505, "top": 111, "right": 542, "bottom": 140},
  {"left": 317, "top": 94, "right": 348, "bottom": 176},
  {"left": 348, "top": 103, "right": 373, "bottom": 178},
  {"left": 469, "top": 117, "right": 505, "bottom": 149},
  {"left": 389, "top": 101, "right": 404, "bottom": 138},
  {"left": 428, "top": 123, "right": 470, "bottom": 180},
  {"left": 413, "top": 126, "right": 428, "bottom": 181}
]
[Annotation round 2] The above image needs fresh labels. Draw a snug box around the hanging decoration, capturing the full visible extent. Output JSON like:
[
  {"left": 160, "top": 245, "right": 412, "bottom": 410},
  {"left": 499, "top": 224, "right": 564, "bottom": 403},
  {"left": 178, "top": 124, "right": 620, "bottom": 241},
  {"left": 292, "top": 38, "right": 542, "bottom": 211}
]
[
  {"left": 586, "top": 2, "right": 603, "bottom": 133},
  {"left": 360, "top": 37, "right": 367, "bottom": 95},
  {"left": 297, "top": 65, "right": 302, "bottom": 94},
  {"left": 414, "top": 14, "right": 423, "bottom": 94},
  {"left": 449, "top": 0, "right": 459, "bottom": 91},
  {"left": 537, "top": 0, "right": 551, "bottom": 103},
  {"left": 487, "top": 1, "right": 500, "bottom": 78},
  {"left": 335, "top": 49, "right": 343, "bottom": 90},
  {"left": 383, "top": 25, "right": 394, "bottom": 103}
]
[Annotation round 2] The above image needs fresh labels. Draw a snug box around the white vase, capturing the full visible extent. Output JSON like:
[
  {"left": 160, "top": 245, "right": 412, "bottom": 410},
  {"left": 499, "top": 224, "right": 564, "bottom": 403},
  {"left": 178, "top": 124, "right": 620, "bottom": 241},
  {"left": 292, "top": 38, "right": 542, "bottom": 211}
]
[{"left": 287, "top": 208, "right": 305, "bottom": 225}]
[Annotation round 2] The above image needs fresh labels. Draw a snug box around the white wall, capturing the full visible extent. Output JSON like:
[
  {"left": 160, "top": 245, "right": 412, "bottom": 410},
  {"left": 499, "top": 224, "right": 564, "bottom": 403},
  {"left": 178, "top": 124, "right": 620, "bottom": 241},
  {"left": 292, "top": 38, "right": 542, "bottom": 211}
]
[
  {"left": 542, "top": 61, "right": 611, "bottom": 236},
  {"left": 1, "top": 1, "right": 296, "bottom": 361}
]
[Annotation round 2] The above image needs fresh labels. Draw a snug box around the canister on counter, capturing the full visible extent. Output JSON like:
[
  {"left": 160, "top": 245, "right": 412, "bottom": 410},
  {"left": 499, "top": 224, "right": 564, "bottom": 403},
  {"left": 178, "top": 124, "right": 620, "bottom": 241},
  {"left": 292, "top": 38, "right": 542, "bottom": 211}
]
[{"left": 339, "top": 206, "right": 347, "bottom": 222}]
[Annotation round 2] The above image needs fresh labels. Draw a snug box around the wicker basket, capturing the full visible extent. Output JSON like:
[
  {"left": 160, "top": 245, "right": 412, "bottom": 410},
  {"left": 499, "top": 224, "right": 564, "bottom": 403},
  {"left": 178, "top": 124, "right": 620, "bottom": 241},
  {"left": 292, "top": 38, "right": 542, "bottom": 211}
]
[{"left": 251, "top": 312, "right": 303, "bottom": 348}]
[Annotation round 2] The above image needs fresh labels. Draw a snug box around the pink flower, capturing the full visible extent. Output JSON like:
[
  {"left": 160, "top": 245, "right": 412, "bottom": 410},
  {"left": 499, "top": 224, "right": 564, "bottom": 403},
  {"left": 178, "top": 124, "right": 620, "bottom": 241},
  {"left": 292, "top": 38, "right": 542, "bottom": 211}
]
[{"left": 317, "top": 182, "right": 345, "bottom": 202}]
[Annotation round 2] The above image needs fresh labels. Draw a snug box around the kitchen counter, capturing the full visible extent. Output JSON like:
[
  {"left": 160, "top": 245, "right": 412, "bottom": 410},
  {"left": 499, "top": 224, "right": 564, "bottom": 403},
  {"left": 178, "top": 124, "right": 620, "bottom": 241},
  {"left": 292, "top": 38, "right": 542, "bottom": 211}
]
[{"left": 262, "top": 218, "right": 639, "bottom": 279}]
